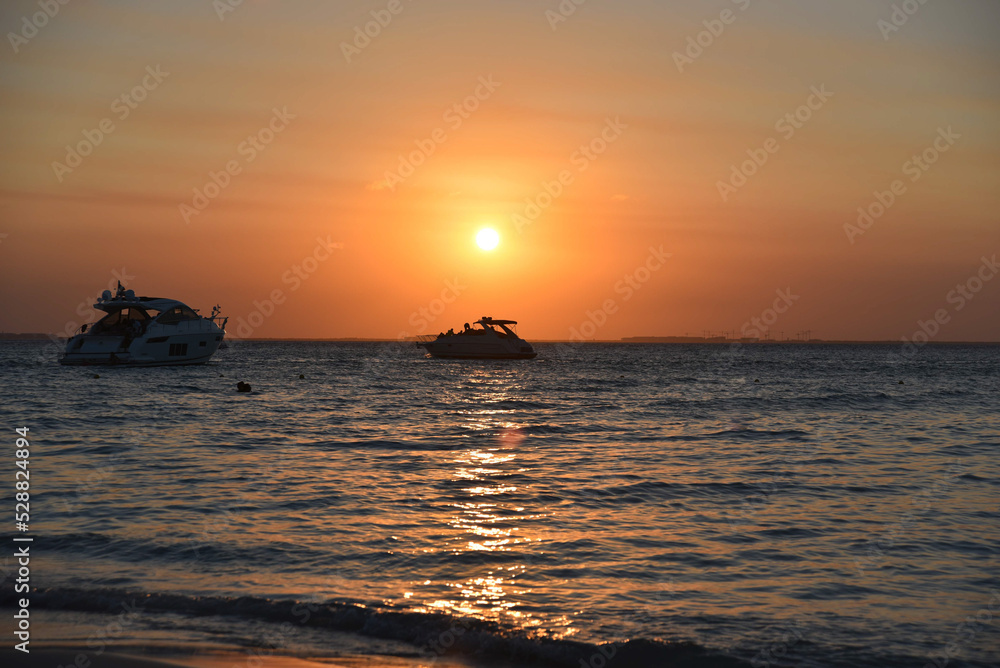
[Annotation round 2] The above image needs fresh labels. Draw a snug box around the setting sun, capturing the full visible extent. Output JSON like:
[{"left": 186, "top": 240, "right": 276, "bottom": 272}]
[{"left": 476, "top": 228, "right": 500, "bottom": 251}]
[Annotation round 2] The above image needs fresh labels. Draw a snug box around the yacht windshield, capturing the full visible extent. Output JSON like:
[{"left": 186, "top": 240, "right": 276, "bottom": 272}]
[
  {"left": 91, "top": 307, "right": 151, "bottom": 335},
  {"left": 156, "top": 305, "right": 199, "bottom": 323}
]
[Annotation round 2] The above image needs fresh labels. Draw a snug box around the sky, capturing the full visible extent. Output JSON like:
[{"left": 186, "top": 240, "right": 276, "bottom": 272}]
[{"left": 0, "top": 0, "right": 998, "bottom": 341}]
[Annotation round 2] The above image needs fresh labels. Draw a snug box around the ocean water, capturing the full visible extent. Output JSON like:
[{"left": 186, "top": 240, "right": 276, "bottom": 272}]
[{"left": 1, "top": 340, "right": 998, "bottom": 667}]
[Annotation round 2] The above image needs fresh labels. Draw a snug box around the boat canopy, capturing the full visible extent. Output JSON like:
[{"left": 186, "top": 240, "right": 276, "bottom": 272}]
[
  {"left": 94, "top": 284, "right": 194, "bottom": 315},
  {"left": 95, "top": 296, "right": 190, "bottom": 313},
  {"left": 476, "top": 317, "right": 517, "bottom": 325}
]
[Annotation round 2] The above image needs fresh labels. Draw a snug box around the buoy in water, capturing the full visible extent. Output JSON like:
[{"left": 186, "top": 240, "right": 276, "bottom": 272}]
[
  {"left": 93, "top": 374, "right": 100, "bottom": 379},
  {"left": 236, "top": 381, "right": 252, "bottom": 393},
  {"left": 754, "top": 378, "right": 760, "bottom": 383},
  {"left": 899, "top": 380, "right": 904, "bottom": 385},
  {"left": 299, "top": 374, "right": 305, "bottom": 379}
]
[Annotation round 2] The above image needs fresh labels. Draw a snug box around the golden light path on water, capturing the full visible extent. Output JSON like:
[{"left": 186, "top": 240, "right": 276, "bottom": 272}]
[{"left": 408, "top": 370, "right": 575, "bottom": 637}]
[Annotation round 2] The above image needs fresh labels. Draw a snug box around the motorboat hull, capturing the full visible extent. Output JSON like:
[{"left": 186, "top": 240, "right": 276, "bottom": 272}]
[
  {"left": 422, "top": 349, "right": 538, "bottom": 360},
  {"left": 419, "top": 334, "right": 537, "bottom": 360}
]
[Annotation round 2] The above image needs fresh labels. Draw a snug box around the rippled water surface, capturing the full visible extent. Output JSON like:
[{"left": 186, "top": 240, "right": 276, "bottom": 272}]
[{"left": 1, "top": 341, "right": 998, "bottom": 667}]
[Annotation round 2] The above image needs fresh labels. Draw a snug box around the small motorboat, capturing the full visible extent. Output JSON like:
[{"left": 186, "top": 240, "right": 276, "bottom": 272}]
[
  {"left": 60, "top": 283, "right": 228, "bottom": 366},
  {"left": 418, "top": 317, "right": 537, "bottom": 359}
]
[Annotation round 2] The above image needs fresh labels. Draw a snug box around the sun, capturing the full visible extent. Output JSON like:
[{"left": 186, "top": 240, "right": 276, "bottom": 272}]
[{"left": 476, "top": 227, "right": 500, "bottom": 251}]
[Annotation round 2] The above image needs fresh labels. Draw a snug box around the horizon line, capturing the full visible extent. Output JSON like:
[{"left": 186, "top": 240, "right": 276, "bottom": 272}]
[{"left": 3, "top": 333, "right": 999, "bottom": 345}]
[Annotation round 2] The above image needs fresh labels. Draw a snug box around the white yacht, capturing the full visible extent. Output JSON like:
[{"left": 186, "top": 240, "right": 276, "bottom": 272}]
[
  {"left": 60, "top": 283, "right": 228, "bottom": 366},
  {"left": 418, "top": 317, "right": 537, "bottom": 359}
]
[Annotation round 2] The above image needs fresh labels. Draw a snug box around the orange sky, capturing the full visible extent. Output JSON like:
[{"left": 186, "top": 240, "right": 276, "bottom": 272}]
[{"left": 1, "top": 0, "right": 998, "bottom": 340}]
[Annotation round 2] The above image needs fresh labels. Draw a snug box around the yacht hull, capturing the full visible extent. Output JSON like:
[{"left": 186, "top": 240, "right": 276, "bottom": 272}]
[
  {"left": 59, "top": 351, "right": 220, "bottom": 367},
  {"left": 61, "top": 328, "right": 224, "bottom": 367}
]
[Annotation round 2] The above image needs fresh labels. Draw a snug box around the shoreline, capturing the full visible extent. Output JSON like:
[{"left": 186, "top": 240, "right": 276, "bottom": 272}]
[{"left": 4, "top": 647, "right": 480, "bottom": 668}]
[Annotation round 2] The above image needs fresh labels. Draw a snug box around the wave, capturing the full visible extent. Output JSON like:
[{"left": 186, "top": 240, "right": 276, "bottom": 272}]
[
  {"left": 647, "top": 428, "right": 813, "bottom": 443},
  {"left": 481, "top": 399, "right": 554, "bottom": 410},
  {"left": 0, "top": 583, "right": 751, "bottom": 667},
  {"left": 37, "top": 532, "right": 316, "bottom": 568},
  {"left": 646, "top": 392, "right": 903, "bottom": 412}
]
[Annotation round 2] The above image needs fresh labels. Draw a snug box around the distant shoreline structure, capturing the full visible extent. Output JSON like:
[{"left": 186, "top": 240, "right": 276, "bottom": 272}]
[
  {"left": 3, "top": 332, "right": 998, "bottom": 345},
  {"left": 616, "top": 336, "right": 999, "bottom": 345}
]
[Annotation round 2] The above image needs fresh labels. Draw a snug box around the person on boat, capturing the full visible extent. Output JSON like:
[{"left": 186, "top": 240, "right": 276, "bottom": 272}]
[{"left": 447, "top": 328, "right": 455, "bottom": 336}]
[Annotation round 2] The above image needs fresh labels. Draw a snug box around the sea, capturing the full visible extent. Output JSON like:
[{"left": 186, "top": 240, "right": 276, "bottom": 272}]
[{"left": 1, "top": 340, "right": 998, "bottom": 668}]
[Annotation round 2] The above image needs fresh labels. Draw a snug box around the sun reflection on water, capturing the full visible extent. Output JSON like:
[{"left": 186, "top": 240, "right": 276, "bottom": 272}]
[{"left": 405, "top": 374, "right": 575, "bottom": 636}]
